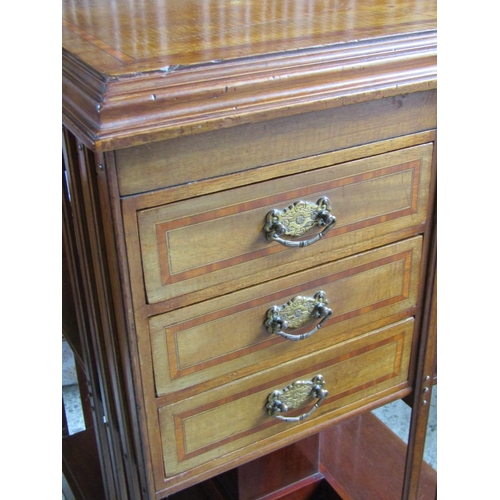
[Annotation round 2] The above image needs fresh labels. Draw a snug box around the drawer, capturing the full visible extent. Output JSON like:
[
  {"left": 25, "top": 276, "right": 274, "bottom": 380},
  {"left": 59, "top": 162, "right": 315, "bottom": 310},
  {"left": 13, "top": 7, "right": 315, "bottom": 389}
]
[
  {"left": 150, "top": 236, "right": 421, "bottom": 401},
  {"left": 157, "top": 317, "right": 414, "bottom": 478},
  {"left": 138, "top": 144, "right": 432, "bottom": 306},
  {"left": 115, "top": 91, "right": 437, "bottom": 196}
]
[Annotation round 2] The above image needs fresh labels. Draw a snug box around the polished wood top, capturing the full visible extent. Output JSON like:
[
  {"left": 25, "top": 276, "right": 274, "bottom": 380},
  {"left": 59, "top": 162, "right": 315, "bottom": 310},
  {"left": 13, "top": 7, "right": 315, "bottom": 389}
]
[
  {"left": 63, "top": 0, "right": 436, "bottom": 76},
  {"left": 62, "top": 0, "right": 437, "bottom": 151}
]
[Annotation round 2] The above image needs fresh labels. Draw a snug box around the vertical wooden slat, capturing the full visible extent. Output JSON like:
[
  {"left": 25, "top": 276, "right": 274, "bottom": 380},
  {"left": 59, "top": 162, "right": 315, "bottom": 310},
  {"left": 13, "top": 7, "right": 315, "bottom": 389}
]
[
  {"left": 75, "top": 141, "right": 142, "bottom": 499},
  {"left": 63, "top": 128, "right": 143, "bottom": 499},
  {"left": 101, "top": 149, "right": 155, "bottom": 498},
  {"left": 63, "top": 129, "right": 115, "bottom": 499},
  {"left": 402, "top": 207, "right": 437, "bottom": 499}
]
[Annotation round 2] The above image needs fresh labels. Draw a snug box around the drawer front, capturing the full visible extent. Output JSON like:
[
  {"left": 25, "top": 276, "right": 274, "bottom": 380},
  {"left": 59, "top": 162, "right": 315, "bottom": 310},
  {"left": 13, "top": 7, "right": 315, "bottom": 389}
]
[
  {"left": 138, "top": 144, "right": 432, "bottom": 306},
  {"left": 158, "top": 318, "right": 414, "bottom": 477},
  {"left": 150, "top": 237, "right": 421, "bottom": 401},
  {"left": 115, "top": 91, "right": 437, "bottom": 196}
]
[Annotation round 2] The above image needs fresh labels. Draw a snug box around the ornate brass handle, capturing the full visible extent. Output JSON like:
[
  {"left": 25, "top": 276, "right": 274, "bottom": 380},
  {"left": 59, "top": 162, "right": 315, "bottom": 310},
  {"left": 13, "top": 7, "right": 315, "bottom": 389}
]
[
  {"left": 264, "top": 196, "right": 336, "bottom": 247},
  {"left": 264, "top": 291, "right": 332, "bottom": 341},
  {"left": 266, "top": 375, "right": 328, "bottom": 422}
]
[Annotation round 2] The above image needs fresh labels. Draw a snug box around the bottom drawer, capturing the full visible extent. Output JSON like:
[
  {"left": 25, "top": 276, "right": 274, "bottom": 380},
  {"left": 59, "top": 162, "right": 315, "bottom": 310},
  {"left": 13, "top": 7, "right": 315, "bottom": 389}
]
[{"left": 157, "top": 317, "right": 414, "bottom": 481}]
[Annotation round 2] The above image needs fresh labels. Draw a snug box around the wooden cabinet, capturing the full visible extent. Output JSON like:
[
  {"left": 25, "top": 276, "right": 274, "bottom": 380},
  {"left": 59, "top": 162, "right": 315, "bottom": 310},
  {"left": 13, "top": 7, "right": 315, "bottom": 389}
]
[{"left": 62, "top": 1, "right": 437, "bottom": 499}]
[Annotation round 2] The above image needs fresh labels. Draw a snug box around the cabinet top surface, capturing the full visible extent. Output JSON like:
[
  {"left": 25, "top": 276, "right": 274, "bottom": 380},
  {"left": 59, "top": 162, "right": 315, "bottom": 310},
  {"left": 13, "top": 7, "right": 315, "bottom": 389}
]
[
  {"left": 62, "top": 0, "right": 436, "bottom": 152},
  {"left": 63, "top": 0, "right": 436, "bottom": 76}
]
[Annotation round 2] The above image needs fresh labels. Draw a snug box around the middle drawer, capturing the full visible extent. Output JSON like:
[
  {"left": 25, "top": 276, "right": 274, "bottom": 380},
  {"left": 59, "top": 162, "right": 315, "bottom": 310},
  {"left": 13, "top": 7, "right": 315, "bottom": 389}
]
[{"left": 150, "top": 236, "right": 421, "bottom": 403}]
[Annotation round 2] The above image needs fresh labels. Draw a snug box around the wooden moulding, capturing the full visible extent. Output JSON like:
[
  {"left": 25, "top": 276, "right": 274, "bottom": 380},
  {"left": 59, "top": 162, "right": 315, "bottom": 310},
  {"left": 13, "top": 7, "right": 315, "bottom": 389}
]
[{"left": 62, "top": 31, "right": 436, "bottom": 152}]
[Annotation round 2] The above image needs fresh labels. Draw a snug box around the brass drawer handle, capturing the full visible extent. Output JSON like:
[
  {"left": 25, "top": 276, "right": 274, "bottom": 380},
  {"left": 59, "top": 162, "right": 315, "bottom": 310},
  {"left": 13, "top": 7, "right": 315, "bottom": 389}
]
[
  {"left": 265, "top": 291, "right": 332, "bottom": 341},
  {"left": 264, "top": 196, "right": 336, "bottom": 248},
  {"left": 266, "top": 375, "right": 328, "bottom": 422}
]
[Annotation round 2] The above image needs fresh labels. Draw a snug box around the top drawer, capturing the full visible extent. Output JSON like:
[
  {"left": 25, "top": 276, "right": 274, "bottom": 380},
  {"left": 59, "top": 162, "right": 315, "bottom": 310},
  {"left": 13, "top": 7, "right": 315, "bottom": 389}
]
[
  {"left": 115, "top": 92, "right": 436, "bottom": 196},
  {"left": 137, "top": 144, "right": 432, "bottom": 306}
]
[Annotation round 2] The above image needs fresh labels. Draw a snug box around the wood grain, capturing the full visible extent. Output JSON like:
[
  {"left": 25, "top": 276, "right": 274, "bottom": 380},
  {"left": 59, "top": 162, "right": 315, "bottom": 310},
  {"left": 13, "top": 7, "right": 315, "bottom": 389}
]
[
  {"left": 61, "top": 2, "right": 437, "bottom": 497},
  {"left": 63, "top": 0, "right": 437, "bottom": 74},
  {"left": 63, "top": 429, "right": 107, "bottom": 500},
  {"left": 63, "top": 131, "right": 143, "bottom": 499},
  {"left": 62, "top": 0, "right": 436, "bottom": 150},
  {"left": 115, "top": 91, "right": 436, "bottom": 196},
  {"left": 149, "top": 237, "right": 422, "bottom": 402},
  {"left": 235, "top": 434, "right": 320, "bottom": 500},
  {"left": 137, "top": 144, "right": 431, "bottom": 307},
  {"left": 157, "top": 318, "right": 414, "bottom": 483},
  {"left": 319, "top": 411, "right": 436, "bottom": 500},
  {"left": 403, "top": 216, "right": 437, "bottom": 500},
  {"left": 121, "top": 131, "right": 436, "bottom": 210}
]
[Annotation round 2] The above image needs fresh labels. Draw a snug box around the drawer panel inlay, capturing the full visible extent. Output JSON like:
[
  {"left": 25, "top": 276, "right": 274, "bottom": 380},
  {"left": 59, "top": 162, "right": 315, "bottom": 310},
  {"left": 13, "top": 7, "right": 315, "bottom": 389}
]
[
  {"left": 138, "top": 144, "right": 431, "bottom": 306},
  {"left": 63, "top": 0, "right": 437, "bottom": 495},
  {"left": 150, "top": 237, "right": 421, "bottom": 401},
  {"left": 158, "top": 318, "right": 414, "bottom": 477}
]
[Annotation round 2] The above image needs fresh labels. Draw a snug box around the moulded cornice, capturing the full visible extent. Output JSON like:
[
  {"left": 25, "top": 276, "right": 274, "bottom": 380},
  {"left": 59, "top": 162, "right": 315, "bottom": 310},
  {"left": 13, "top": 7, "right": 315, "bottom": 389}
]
[{"left": 62, "top": 31, "right": 437, "bottom": 152}]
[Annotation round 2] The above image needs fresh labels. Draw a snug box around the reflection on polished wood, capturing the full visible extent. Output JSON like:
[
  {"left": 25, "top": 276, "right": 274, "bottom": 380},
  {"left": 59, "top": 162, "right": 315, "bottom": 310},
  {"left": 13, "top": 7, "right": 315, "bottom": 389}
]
[
  {"left": 63, "top": 0, "right": 436, "bottom": 73},
  {"left": 320, "top": 412, "right": 437, "bottom": 499},
  {"left": 62, "top": 1, "right": 437, "bottom": 498},
  {"left": 62, "top": 0, "right": 437, "bottom": 151}
]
